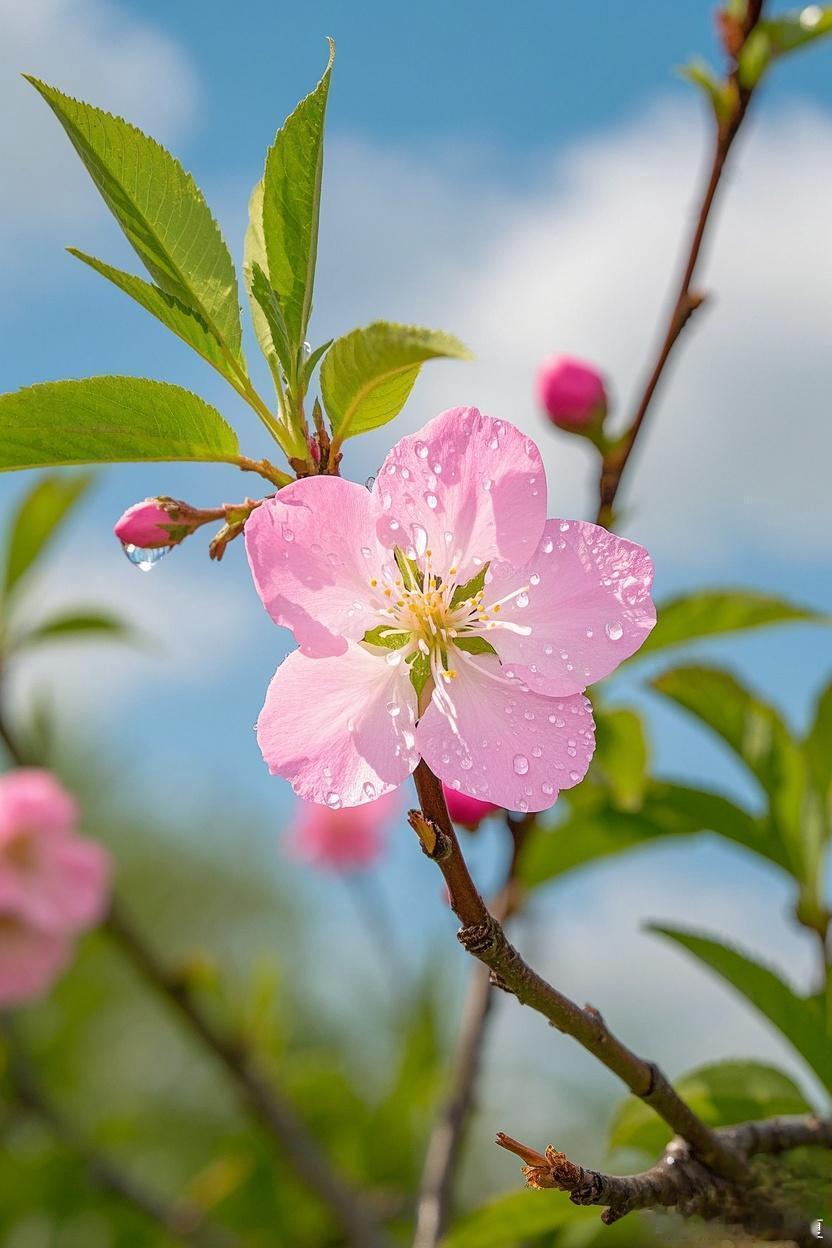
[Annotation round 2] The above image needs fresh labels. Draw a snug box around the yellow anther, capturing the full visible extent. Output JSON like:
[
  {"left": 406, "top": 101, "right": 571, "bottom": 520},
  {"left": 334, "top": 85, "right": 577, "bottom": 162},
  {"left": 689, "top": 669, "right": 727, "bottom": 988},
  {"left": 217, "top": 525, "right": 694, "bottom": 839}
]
[
  {"left": 384, "top": 589, "right": 392, "bottom": 598},
  {"left": 370, "top": 578, "right": 378, "bottom": 587},
  {"left": 493, "top": 604, "right": 501, "bottom": 613}
]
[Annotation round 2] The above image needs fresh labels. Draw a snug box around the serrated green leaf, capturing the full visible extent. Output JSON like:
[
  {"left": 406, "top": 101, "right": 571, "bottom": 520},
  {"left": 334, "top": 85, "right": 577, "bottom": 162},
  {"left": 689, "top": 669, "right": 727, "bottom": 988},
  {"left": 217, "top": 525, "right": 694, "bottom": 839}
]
[
  {"left": 409, "top": 651, "right": 431, "bottom": 700},
  {"left": 636, "top": 590, "right": 826, "bottom": 659},
  {"left": 0, "top": 377, "right": 239, "bottom": 470},
  {"left": 592, "top": 707, "right": 649, "bottom": 811},
  {"left": 610, "top": 1060, "right": 813, "bottom": 1157},
  {"left": 248, "top": 262, "right": 295, "bottom": 380},
  {"left": 68, "top": 249, "right": 235, "bottom": 382},
  {"left": 259, "top": 40, "right": 333, "bottom": 361},
  {"left": 454, "top": 636, "right": 497, "bottom": 656},
  {"left": 14, "top": 611, "right": 137, "bottom": 651},
  {"left": 520, "top": 781, "right": 773, "bottom": 887},
  {"left": 363, "top": 625, "right": 409, "bottom": 650},
  {"left": 322, "top": 322, "right": 471, "bottom": 448},
  {"left": 27, "top": 78, "right": 244, "bottom": 365},
  {"left": 651, "top": 666, "right": 815, "bottom": 883},
  {"left": 651, "top": 926, "right": 832, "bottom": 1091},
  {"left": 3, "top": 472, "right": 93, "bottom": 597},
  {"left": 450, "top": 565, "right": 489, "bottom": 609}
]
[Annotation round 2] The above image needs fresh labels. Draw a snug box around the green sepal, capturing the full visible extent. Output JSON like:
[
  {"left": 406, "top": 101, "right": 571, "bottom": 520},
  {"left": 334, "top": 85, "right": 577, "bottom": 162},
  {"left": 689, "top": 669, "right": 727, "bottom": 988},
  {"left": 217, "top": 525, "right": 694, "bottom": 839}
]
[
  {"left": 450, "top": 564, "right": 488, "bottom": 608},
  {"left": 454, "top": 635, "right": 497, "bottom": 657},
  {"left": 409, "top": 651, "right": 431, "bottom": 699},
  {"left": 363, "top": 625, "right": 409, "bottom": 650},
  {"left": 394, "top": 546, "right": 423, "bottom": 590}
]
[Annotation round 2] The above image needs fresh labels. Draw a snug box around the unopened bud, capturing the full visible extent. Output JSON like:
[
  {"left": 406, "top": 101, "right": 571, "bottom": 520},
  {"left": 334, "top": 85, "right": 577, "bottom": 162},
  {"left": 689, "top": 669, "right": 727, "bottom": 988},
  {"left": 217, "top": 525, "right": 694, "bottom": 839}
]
[
  {"left": 442, "top": 784, "right": 500, "bottom": 830},
  {"left": 536, "top": 354, "right": 607, "bottom": 431}
]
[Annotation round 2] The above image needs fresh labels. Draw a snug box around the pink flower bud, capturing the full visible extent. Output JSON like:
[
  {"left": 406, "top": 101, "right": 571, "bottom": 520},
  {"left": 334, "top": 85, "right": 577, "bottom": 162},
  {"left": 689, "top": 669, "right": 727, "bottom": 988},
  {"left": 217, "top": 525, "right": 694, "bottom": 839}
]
[
  {"left": 285, "top": 791, "right": 399, "bottom": 872},
  {"left": 114, "top": 499, "right": 178, "bottom": 549},
  {"left": 536, "top": 355, "right": 607, "bottom": 430},
  {"left": 442, "top": 784, "right": 500, "bottom": 830}
]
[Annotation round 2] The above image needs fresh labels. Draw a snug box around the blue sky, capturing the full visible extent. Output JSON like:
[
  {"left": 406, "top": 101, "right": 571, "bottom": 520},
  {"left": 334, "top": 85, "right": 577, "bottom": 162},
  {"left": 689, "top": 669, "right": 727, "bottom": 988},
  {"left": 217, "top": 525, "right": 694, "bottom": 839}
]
[{"left": 2, "top": 0, "right": 831, "bottom": 1145}]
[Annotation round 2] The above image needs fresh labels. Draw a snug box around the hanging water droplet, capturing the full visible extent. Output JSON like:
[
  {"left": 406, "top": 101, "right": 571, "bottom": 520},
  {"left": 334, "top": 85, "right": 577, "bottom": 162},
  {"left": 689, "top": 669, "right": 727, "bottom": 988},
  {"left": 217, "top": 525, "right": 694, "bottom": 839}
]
[
  {"left": 326, "top": 791, "right": 342, "bottom": 809},
  {"left": 363, "top": 781, "right": 377, "bottom": 799},
  {"left": 518, "top": 799, "right": 529, "bottom": 813},
  {"left": 513, "top": 754, "right": 530, "bottom": 775},
  {"left": 605, "top": 620, "right": 624, "bottom": 641},
  {"left": 365, "top": 476, "right": 376, "bottom": 491},
  {"left": 386, "top": 701, "right": 401, "bottom": 717},
  {"left": 411, "top": 524, "right": 428, "bottom": 556},
  {"left": 122, "top": 543, "right": 171, "bottom": 572},
  {"left": 303, "top": 340, "right": 312, "bottom": 357}
]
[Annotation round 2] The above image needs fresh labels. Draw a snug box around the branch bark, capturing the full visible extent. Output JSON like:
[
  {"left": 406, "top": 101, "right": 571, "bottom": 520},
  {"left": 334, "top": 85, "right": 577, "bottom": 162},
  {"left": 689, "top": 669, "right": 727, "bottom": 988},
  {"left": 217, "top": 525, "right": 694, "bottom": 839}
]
[
  {"left": 1, "top": 1018, "right": 240, "bottom": 1248},
  {"left": 409, "top": 761, "right": 748, "bottom": 1184},
  {"left": 594, "top": 2, "right": 765, "bottom": 528},
  {"left": 497, "top": 1115, "right": 832, "bottom": 1244},
  {"left": 413, "top": 814, "right": 532, "bottom": 1248}
]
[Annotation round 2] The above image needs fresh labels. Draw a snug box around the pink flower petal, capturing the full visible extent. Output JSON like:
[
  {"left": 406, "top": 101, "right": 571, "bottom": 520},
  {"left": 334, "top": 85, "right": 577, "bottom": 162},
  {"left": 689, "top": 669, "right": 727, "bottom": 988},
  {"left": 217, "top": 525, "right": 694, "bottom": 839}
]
[
  {"left": 0, "top": 769, "right": 77, "bottom": 845},
  {"left": 22, "top": 838, "right": 111, "bottom": 933},
  {"left": 373, "top": 408, "right": 547, "bottom": 582},
  {"left": 286, "top": 790, "right": 399, "bottom": 871},
  {"left": 245, "top": 478, "right": 389, "bottom": 658},
  {"left": 416, "top": 654, "right": 595, "bottom": 813},
  {"left": 485, "top": 520, "right": 655, "bottom": 696},
  {"left": 0, "top": 916, "right": 73, "bottom": 1006},
  {"left": 442, "top": 784, "right": 500, "bottom": 829},
  {"left": 257, "top": 644, "right": 420, "bottom": 807}
]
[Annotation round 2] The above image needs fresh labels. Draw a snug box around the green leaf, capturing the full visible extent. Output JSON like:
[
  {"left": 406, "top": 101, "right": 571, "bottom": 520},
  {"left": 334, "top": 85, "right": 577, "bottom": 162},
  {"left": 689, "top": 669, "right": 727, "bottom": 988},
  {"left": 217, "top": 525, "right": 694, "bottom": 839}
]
[
  {"left": 651, "top": 926, "right": 832, "bottom": 1091},
  {"left": 258, "top": 40, "right": 334, "bottom": 361},
  {"left": 610, "top": 1060, "right": 813, "bottom": 1157},
  {"left": 636, "top": 590, "right": 826, "bottom": 659},
  {"left": 592, "top": 707, "right": 649, "bottom": 811},
  {"left": 409, "top": 651, "right": 431, "bottom": 700},
  {"left": 760, "top": 9, "right": 832, "bottom": 58},
  {"left": 27, "top": 78, "right": 244, "bottom": 366},
  {"left": 68, "top": 249, "right": 236, "bottom": 384},
  {"left": 321, "top": 322, "right": 471, "bottom": 447},
  {"left": 14, "top": 611, "right": 137, "bottom": 651},
  {"left": 442, "top": 1189, "right": 583, "bottom": 1248},
  {"left": 520, "top": 781, "right": 773, "bottom": 887},
  {"left": 738, "top": 26, "right": 774, "bottom": 88},
  {"left": 651, "top": 666, "right": 814, "bottom": 882},
  {"left": 363, "top": 625, "right": 409, "bottom": 650},
  {"left": 805, "top": 679, "right": 832, "bottom": 831},
  {"left": 681, "top": 59, "right": 734, "bottom": 125},
  {"left": 450, "top": 565, "right": 489, "bottom": 609},
  {"left": 247, "top": 261, "right": 295, "bottom": 381},
  {"left": 455, "top": 636, "right": 497, "bottom": 656},
  {"left": 0, "top": 377, "right": 239, "bottom": 470},
  {"left": 3, "top": 472, "right": 93, "bottom": 597}
]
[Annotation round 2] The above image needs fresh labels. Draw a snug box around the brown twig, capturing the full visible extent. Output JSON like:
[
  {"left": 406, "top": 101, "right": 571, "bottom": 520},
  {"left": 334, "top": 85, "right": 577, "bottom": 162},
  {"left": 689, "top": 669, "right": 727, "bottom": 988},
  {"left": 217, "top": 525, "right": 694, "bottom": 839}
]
[
  {"left": 497, "top": 1116, "right": 832, "bottom": 1243},
  {"left": 0, "top": 1017, "right": 240, "bottom": 1248},
  {"left": 105, "top": 899, "right": 387, "bottom": 1248},
  {"left": 409, "top": 761, "right": 748, "bottom": 1184},
  {"left": 413, "top": 814, "right": 533, "bottom": 1248},
  {"left": 594, "top": 1, "right": 766, "bottom": 528}
]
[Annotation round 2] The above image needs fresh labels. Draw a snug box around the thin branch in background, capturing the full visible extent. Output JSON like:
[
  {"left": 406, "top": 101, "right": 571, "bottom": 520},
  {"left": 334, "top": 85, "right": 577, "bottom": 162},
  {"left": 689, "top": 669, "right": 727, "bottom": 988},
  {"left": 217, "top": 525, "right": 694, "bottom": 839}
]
[
  {"left": 497, "top": 1115, "right": 832, "bottom": 1243},
  {"left": 104, "top": 898, "right": 388, "bottom": 1248},
  {"left": 409, "top": 760, "right": 748, "bottom": 1184},
  {"left": 413, "top": 814, "right": 533, "bottom": 1248},
  {"left": 594, "top": 0, "right": 766, "bottom": 528},
  {"left": 0, "top": 1018, "right": 241, "bottom": 1248}
]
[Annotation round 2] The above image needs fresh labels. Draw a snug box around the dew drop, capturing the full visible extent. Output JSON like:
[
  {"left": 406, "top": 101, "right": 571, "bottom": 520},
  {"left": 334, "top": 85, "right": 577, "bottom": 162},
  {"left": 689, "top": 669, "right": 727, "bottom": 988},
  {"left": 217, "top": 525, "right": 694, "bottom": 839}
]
[
  {"left": 605, "top": 620, "right": 624, "bottom": 641},
  {"left": 365, "top": 476, "right": 376, "bottom": 491},
  {"left": 542, "top": 538, "right": 554, "bottom": 554},
  {"left": 585, "top": 625, "right": 594, "bottom": 638},
  {"left": 122, "top": 543, "right": 171, "bottom": 572},
  {"left": 460, "top": 756, "right": 473, "bottom": 770},
  {"left": 559, "top": 521, "right": 570, "bottom": 533},
  {"left": 515, "top": 592, "right": 529, "bottom": 609},
  {"left": 363, "top": 781, "right": 377, "bottom": 799},
  {"left": 361, "top": 546, "right": 372, "bottom": 559},
  {"left": 532, "top": 745, "right": 543, "bottom": 758},
  {"left": 415, "top": 441, "right": 429, "bottom": 459},
  {"left": 401, "top": 467, "right": 411, "bottom": 480},
  {"left": 569, "top": 770, "right": 582, "bottom": 783},
  {"left": 326, "top": 792, "right": 342, "bottom": 810},
  {"left": 303, "top": 340, "right": 312, "bottom": 357},
  {"left": 433, "top": 463, "right": 443, "bottom": 475},
  {"left": 518, "top": 799, "right": 529, "bottom": 813},
  {"left": 544, "top": 644, "right": 553, "bottom": 656},
  {"left": 529, "top": 573, "right": 540, "bottom": 586},
  {"left": 281, "top": 525, "right": 294, "bottom": 542},
  {"left": 386, "top": 701, "right": 401, "bottom": 717},
  {"left": 444, "top": 530, "right": 454, "bottom": 545},
  {"left": 424, "top": 492, "right": 438, "bottom": 509},
  {"left": 542, "top": 781, "right": 554, "bottom": 796},
  {"left": 382, "top": 493, "right": 392, "bottom": 509},
  {"left": 411, "top": 524, "right": 428, "bottom": 556},
  {"left": 483, "top": 478, "right": 493, "bottom": 492},
  {"left": 513, "top": 754, "right": 530, "bottom": 776},
  {"left": 524, "top": 710, "right": 535, "bottom": 721},
  {"left": 386, "top": 651, "right": 402, "bottom": 667},
  {"left": 386, "top": 463, "right": 397, "bottom": 475},
  {"left": 489, "top": 436, "right": 499, "bottom": 450}
]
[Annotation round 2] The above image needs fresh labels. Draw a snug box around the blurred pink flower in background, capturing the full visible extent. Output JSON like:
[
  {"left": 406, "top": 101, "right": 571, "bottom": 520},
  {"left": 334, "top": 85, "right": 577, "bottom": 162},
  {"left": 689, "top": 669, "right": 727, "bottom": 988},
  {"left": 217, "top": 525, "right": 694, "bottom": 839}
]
[
  {"left": 114, "top": 498, "right": 176, "bottom": 549},
  {"left": 536, "top": 354, "right": 607, "bottom": 429},
  {"left": 286, "top": 790, "right": 399, "bottom": 872},
  {"left": 0, "top": 769, "right": 111, "bottom": 1006},
  {"left": 442, "top": 784, "right": 500, "bottom": 830}
]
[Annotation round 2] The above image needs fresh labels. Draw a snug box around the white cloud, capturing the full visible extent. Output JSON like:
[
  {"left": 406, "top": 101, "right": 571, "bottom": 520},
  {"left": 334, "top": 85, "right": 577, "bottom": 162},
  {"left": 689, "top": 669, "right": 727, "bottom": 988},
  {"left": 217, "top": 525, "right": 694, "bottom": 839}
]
[
  {"left": 318, "top": 102, "right": 832, "bottom": 569},
  {"left": 0, "top": 0, "right": 197, "bottom": 236}
]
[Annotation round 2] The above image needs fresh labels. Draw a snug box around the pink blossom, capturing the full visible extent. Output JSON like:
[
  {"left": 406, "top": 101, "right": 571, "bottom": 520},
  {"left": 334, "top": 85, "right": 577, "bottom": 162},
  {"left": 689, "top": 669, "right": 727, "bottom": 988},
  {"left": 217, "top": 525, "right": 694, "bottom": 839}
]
[
  {"left": 442, "top": 783, "right": 500, "bottom": 830},
  {"left": 114, "top": 499, "right": 177, "bottom": 549},
  {"left": 537, "top": 355, "right": 606, "bottom": 429},
  {"left": 286, "top": 791, "right": 398, "bottom": 871},
  {"left": 0, "top": 770, "right": 111, "bottom": 1006},
  {"left": 246, "top": 407, "right": 655, "bottom": 813}
]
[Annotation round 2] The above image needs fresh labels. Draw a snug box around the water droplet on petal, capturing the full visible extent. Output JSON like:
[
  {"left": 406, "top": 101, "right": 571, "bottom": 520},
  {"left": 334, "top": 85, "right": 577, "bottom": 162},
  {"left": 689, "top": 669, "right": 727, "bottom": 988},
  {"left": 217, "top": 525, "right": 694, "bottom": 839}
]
[
  {"left": 483, "top": 478, "right": 493, "bottom": 492},
  {"left": 386, "top": 701, "right": 401, "bottom": 717},
  {"left": 559, "top": 521, "right": 570, "bottom": 533},
  {"left": 605, "top": 621, "right": 624, "bottom": 641},
  {"left": 411, "top": 524, "right": 428, "bottom": 556},
  {"left": 529, "top": 573, "right": 540, "bottom": 586},
  {"left": 513, "top": 754, "right": 530, "bottom": 776},
  {"left": 363, "top": 781, "right": 377, "bottom": 799},
  {"left": 424, "top": 492, "right": 438, "bottom": 509},
  {"left": 518, "top": 799, "right": 529, "bottom": 813},
  {"left": 122, "top": 544, "right": 171, "bottom": 572},
  {"left": 386, "top": 651, "right": 402, "bottom": 667},
  {"left": 415, "top": 441, "right": 429, "bottom": 459},
  {"left": 282, "top": 525, "right": 294, "bottom": 542},
  {"left": 542, "top": 781, "right": 554, "bottom": 796},
  {"left": 585, "top": 625, "right": 594, "bottom": 638},
  {"left": 542, "top": 538, "right": 554, "bottom": 554},
  {"left": 515, "top": 592, "right": 529, "bottom": 609},
  {"left": 532, "top": 745, "right": 543, "bottom": 758},
  {"left": 326, "top": 792, "right": 342, "bottom": 809},
  {"left": 569, "top": 770, "right": 582, "bottom": 783}
]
